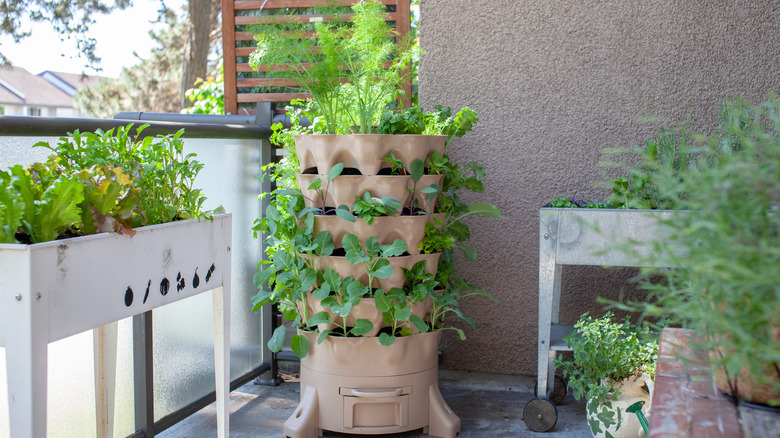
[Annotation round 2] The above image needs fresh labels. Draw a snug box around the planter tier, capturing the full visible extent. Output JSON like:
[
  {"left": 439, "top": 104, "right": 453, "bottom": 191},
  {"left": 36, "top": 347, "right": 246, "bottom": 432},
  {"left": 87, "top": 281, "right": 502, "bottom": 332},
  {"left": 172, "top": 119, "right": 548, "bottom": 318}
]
[
  {"left": 294, "top": 134, "right": 447, "bottom": 176},
  {"left": 301, "top": 296, "right": 433, "bottom": 337},
  {"left": 286, "top": 134, "right": 458, "bottom": 438},
  {"left": 314, "top": 253, "right": 441, "bottom": 290},
  {"left": 297, "top": 174, "right": 443, "bottom": 215},
  {"left": 314, "top": 215, "right": 430, "bottom": 255},
  {"left": 284, "top": 331, "right": 460, "bottom": 438}
]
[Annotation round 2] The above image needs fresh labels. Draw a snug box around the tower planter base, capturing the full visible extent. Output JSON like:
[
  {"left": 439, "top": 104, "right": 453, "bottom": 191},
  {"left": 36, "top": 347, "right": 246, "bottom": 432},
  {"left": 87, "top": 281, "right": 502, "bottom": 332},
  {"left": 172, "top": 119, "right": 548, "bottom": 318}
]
[{"left": 283, "top": 331, "right": 460, "bottom": 438}]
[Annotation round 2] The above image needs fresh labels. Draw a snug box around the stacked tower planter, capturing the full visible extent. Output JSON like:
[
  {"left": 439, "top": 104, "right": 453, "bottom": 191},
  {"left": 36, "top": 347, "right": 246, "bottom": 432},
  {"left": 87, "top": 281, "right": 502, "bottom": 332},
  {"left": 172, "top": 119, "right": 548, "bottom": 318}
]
[{"left": 283, "top": 134, "right": 461, "bottom": 438}]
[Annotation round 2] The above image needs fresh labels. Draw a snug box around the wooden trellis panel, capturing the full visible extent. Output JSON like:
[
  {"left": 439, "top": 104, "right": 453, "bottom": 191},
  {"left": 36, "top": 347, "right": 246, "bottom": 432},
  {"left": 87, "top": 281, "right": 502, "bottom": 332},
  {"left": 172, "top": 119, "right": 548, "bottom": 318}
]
[{"left": 221, "top": 0, "right": 412, "bottom": 115}]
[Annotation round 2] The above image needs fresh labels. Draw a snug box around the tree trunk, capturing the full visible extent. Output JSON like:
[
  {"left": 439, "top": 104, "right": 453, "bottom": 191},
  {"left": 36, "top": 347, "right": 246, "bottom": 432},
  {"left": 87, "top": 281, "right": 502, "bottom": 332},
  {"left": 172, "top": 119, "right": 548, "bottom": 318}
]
[{"left": 180, "top": 0, "right": 211, "bottom": 109}]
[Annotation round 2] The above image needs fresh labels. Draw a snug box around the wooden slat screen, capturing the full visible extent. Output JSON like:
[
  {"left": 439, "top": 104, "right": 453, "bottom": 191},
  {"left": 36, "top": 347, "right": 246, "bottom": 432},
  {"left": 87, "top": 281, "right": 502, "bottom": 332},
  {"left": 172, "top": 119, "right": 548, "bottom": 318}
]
[{"left": 221, "top": 0, "right": 412, "bottom": 115}]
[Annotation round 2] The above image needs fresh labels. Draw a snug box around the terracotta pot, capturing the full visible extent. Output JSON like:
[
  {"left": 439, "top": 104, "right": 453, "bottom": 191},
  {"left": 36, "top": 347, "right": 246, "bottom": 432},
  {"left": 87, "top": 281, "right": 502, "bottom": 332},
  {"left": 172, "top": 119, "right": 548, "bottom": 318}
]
[
  {"left": 301, "top": 296, "right": 434, "bottom": 337},
  {"left": 294, "top": 134, "right": 447, "bottom": 175},
  {"left": 313, "top": 253, "right": 441, "bottom": 290},
  {"left": 587, "top": 373, "right": 654, "bottom": 438},
  {"left": 313, "top": 215, "right": 430, "bottom": 255},
  {"left": 297, "top": 174, "right": 443, "bottom": 215},
  {"left": 711, "top": 332, "right": 780, "bottom": 406}
]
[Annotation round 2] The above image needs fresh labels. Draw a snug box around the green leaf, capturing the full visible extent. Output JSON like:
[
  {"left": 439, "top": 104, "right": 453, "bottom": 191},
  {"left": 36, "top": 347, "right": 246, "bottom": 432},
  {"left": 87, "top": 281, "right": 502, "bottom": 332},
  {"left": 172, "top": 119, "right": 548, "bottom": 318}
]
[
  {"left": 469, "top": 202, "right": 501, "bottom": 218},
  {"left": 374, "top": 290, "right": 392, "bottom": 312},
  {"left": 322, "top": 268, "right": 342, "bottom": 289},
  {"left": 318, "top": 329, "right": 331, "bottom": 344},
  {"left": 458, "top": 244, "right": 477, "bottom": 262},
  {"left": 411, "top": 158, "right": 424, "bottom": 181},
  {"left": 306, "top": 311, "right": 332, "bottom": 327},
  {"left": 252, "top": 266, "right": 274, "bottom": 288},
  {"left": 350, "top": 319, "right": 373, "bottom": 336},
  {"left": 378, "top": 332, "right": 396, "bottom": 346},
  {"left": 380, "top": 239, "right": 407, "bottom": 257},
  {"left": 290, "top": 334, "right": 310, "bottom": 358},
  {"left": 421, "top": 184, "right": 440, "bottom": 195},
  {"left": 307, "top": 178, "right": 322, "bottom": 191},
  {"left": 313, "top": 231, "right": 334, "bottom": 256},
  {"left": 381, "top": 196, "right": 402, "bottom": 214},
  {"left": 268, "top": 326, "right": 286, "bottom": 353},
  {"left": 250, "top": 288, "right": 273, "bottom": 311},
  {"left": 395, "top": 305, "right": 411, "bottom": 322},
  {"left": 409, "top": 314, "right": 430, "bottom": 332},
  {"left": 335, "top": 205, "right": 356, "bottom": 222},
  {"left": 369, "top": 258, "right": 393, "bottom": 279},
  {"left": 327, "top": 163, "right": 345, "bottom": 181},
  {"left": 298, "top": 268, "right": 317, "bottom": 292},
  {"left": 312, "top": 282, "right": 332, "bottom": 299}
]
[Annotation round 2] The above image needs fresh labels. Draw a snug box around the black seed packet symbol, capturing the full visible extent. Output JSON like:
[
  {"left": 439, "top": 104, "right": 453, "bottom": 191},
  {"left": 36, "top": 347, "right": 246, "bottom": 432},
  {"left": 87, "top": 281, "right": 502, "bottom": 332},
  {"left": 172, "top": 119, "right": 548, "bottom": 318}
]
[
  {"left": 143, "top": 280, "right": 151, "bottom": 304},
  {"left": 205, "top": 263, "right": 216, "bottom": 283},
  {"left": 124, "top": 287, "right": 133, "bottom": 307},
  {"left": 192, "top": 268, "right": 200, "bottom": 288},
  {"left": 160, "top": 278, "right": 170, "bottom": 296},
  {"left": 176, "top": 272, "right": 185, "bottom": 291}
]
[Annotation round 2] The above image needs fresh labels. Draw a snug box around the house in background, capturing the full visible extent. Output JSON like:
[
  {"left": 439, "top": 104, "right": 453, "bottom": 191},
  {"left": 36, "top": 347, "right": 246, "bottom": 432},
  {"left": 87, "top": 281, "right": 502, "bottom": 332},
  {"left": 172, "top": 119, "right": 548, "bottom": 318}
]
[{"left": 0, "top": 66, "right": 103, "bottom": 117}]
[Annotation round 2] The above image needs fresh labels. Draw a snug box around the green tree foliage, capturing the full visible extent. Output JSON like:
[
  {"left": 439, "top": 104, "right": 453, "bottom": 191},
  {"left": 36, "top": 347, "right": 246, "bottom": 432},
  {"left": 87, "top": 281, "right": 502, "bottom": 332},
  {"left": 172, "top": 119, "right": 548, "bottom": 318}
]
[
  {"left": 74, "top": 5, "right": 222, "bottom": 118},
  {"left": 74, "top": 13, "right": 185, "bottom": 117},
  {"left": 181, "top": 66, "right": 224, "bottom": 115}
]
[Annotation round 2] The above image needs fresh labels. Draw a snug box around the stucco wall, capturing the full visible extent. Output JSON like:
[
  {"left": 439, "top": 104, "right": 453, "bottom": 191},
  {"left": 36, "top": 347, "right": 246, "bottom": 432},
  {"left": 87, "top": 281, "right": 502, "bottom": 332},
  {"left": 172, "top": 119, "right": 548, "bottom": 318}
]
[{"left": 418, "top": 0, "right": 780, "bottom": 375}]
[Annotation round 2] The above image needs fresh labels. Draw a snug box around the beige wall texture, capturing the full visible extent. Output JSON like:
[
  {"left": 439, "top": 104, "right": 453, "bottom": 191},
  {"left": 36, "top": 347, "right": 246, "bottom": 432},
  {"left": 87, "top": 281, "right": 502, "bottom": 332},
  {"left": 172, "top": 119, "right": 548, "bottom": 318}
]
[{"left": 418, "top": 0, "right": 780, "bottom": 375}]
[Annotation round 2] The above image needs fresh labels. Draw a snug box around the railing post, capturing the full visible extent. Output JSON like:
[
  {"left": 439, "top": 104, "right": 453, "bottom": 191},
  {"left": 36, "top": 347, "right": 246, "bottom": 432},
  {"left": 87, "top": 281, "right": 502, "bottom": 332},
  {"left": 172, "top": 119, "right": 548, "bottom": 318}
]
[{"left": 133, "top": 311, "right": 155, "bottom": 437}]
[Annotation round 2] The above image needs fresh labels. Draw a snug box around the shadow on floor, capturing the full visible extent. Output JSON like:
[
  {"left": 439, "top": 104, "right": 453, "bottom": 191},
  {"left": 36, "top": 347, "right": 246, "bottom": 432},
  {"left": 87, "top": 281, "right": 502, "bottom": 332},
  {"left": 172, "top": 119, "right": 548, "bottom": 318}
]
[{"left": 158, "top": 370, "right": 590, "bottom": 438}]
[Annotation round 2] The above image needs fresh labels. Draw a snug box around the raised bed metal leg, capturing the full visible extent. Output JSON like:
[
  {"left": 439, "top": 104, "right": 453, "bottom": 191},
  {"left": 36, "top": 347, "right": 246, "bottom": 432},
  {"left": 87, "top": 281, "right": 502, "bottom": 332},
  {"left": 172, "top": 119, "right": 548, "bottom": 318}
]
[{"left": 94, "top": 322, "right": 118, "bottom": 438}]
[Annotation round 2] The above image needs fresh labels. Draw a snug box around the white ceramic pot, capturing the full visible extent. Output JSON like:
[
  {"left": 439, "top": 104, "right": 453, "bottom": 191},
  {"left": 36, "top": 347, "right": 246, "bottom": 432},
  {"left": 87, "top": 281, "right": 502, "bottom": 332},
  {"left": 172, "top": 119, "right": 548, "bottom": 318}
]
[{"left": 586, "top": 373, "right": 654, "bottom": 438}]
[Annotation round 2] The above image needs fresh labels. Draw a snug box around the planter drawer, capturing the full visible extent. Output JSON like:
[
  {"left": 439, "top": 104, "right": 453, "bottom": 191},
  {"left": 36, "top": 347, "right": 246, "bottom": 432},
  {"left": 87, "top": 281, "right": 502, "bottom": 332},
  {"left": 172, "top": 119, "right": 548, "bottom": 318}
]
[{"left": 342, "top": 386, "right": 412, "bottom": 430}]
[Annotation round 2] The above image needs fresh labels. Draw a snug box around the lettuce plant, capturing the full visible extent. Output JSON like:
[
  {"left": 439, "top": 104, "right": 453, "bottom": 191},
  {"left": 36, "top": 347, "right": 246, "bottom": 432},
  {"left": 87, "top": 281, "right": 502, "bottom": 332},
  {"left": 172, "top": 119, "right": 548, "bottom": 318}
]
[{"left": 0, "top": 124, "right": 215, "bottom": 244}]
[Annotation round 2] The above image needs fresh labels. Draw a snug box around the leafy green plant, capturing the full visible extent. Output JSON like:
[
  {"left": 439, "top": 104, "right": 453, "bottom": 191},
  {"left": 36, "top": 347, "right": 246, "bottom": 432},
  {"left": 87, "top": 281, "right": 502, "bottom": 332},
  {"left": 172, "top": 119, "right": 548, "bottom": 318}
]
[
  {"left": 601, "top": 127, "right": 693, "bottom": 209},
  {"left": 381, "top": 152, "right": 407, "bottom": 175},
  {"left": 547, "top": 197, "right": 608, "bottom": 209},
  {"left": 377, "top": 106, "right": 479, "bottom": 150},
  {"left": 418, "top": 221, "right": 455, "bottom": 254},
  {"left": 554, "top": 312, "right": 659, "bottom": 434},
  {"left": 181, "top": 66, "right": 225, "bottom": 115},
  {"left": 0, "top": 124, "right": 215, "bottom": 244},
  {"left": 351, "top": 191, "right": 402, "bottom": 225},
  {"left": 252, "top": 209, "right": 336, "bottom": 358},
  {"left": 249, "top": 0, "right": 417, "bottom": 134},
  {"left": 613, "top": 95, "right": 780, "bottom": 406}
]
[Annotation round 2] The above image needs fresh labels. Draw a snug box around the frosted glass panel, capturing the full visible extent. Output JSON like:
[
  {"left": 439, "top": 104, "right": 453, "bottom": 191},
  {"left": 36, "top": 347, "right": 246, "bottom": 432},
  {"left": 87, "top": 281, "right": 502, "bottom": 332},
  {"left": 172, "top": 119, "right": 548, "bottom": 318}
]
[
  {"left": 152, "top": 137, "right": 265, "bottom": 420},
  {"left": 0, "top": 319, "right": 135, "bottom": 438}
]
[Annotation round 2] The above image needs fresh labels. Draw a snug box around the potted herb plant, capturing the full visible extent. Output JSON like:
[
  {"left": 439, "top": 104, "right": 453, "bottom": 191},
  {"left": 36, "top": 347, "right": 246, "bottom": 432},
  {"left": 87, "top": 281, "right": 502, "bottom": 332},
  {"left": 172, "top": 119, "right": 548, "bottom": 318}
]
[
  {"left": 249, "top": 3, "right": 498, "bottom": 437},
  {"left": 555, "top": 312, "right": 659, "bottom": 438},
  {"left": 0, "top": 124, "right": 230, "bottom": 437}
]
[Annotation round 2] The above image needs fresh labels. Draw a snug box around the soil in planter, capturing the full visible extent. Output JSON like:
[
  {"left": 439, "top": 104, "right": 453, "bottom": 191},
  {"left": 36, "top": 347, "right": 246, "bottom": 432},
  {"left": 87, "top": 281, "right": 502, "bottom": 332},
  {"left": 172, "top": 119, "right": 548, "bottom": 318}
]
[
  {"left": 302, "top": 167, "right": 363, "bottom": 175},
  {"left": 377, "top": 167, "right": 407, "bottom": 176},
  {"left": 324, "top": 249, "right": 413, "bottom": 258}
]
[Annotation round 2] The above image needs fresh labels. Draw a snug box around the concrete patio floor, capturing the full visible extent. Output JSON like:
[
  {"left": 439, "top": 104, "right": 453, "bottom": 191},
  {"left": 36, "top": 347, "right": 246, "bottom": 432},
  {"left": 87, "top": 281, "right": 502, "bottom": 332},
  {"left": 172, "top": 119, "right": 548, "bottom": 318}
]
[{"left": 158, "top": 369, "right": 590, "bottom": 438}]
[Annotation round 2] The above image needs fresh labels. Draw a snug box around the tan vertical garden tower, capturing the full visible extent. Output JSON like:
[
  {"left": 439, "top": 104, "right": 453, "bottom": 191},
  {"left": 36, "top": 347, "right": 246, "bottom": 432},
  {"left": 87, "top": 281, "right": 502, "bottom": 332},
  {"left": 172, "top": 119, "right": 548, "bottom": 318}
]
[{"left": 283, "top": 134, "right": 461, "bottom": 438}]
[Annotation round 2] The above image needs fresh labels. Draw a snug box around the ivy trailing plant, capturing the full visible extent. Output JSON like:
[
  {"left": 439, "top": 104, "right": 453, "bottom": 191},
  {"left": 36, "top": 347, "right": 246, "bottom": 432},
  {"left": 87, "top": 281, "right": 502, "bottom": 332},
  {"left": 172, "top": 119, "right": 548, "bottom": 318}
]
[{"left": 0, "top": 124, "right": 217, "bottom": 244}]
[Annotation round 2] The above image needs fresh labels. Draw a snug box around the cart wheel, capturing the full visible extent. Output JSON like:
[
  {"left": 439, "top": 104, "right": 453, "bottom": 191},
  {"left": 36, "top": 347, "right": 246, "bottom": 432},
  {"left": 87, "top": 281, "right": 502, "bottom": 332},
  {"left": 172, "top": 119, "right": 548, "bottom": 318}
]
[
  {"left": 533, "top": 375, "right": 568, "bottom": 405},
  {"left": 523, "top": 398, "right": 558, "bottom": 432}
]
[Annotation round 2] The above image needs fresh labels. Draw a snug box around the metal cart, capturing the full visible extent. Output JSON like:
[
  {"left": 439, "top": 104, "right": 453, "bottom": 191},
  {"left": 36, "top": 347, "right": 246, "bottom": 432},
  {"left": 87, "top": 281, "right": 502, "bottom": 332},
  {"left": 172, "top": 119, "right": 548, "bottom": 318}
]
[{"left": 523, "top": 208, "right": 676, "bottom": 432}]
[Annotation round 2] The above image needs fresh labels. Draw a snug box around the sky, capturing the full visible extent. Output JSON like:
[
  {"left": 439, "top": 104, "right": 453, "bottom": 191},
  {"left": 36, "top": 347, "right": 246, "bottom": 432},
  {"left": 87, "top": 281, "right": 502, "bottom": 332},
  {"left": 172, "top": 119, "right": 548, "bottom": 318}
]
[{"left": 0, "top": 0, "right": 185, "bottom": 78}]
